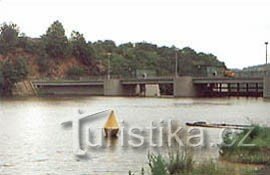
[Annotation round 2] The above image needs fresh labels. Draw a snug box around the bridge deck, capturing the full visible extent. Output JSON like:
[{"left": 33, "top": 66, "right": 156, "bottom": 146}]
[
  {"left": 32, "top": 80, "right": 104, "bottom": 86},
  {"left": 121, "top": 77, "right": 174, "bottom": 85},
  {"left": 32, "top": 77, "right": 264, "bottom": 86},
  {"left": 30, "top": 77, "right": 267, "bottom": 97},
  {"left": 192, "top": 77, "right": 264, "bottom": 84}
]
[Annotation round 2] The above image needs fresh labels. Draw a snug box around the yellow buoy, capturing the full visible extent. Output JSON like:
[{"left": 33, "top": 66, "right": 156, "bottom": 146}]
[{"left": 104, "top": 110, "right": 119, "bottom": 137}]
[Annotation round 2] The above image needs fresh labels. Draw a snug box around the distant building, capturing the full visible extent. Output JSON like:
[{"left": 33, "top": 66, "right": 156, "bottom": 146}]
[
  {"left": 235, "top": 64, "right": 270, "bottom": 77},
  {"left": 195, "top": 64, "right": 225, "bottom": 77}
]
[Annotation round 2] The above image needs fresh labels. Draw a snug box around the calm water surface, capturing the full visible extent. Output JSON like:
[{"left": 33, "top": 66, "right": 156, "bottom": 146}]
[{"left": 0, "top": 96, "right": 269, "bottom": 175}]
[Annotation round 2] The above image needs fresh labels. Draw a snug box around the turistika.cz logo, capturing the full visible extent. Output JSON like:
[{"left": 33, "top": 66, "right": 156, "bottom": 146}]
[{"left": 61, "top": 110, "right": 255, "bottom": 156}]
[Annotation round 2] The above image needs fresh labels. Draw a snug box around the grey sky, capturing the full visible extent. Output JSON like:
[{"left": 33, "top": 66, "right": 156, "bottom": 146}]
[{"left": 1, "top": 0, "right": 270, "bottom": 68}]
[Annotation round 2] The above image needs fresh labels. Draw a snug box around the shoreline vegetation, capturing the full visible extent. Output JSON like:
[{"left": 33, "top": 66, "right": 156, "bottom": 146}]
[
  {"left": 220, "top": 125, "right": 270, "bottom": 165},
  {"left": 0, "top": 21, "right": 225, "bottom": 96},
  {"left": 129, "top": 151, "right": 260, "bottom": 175},
  {"left": 129, "top": 125, "right": 270, "bottom": 175}
]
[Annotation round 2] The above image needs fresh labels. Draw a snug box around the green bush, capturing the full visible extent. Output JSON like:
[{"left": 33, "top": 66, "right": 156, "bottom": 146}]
[
  {"left": 148, "top": 154, "right": 168, "bottom": 175},
  {"left": 1, "top": 57, "right": 28, "bottom": 95},
  {"left": 18, "top": 36, "right": 44, "bottom": 55},
  {"left": 130, "top": 149, "right": 259, "bottom": 175},
  {"left": 66, "top": 66, "right": 85, "bottom": 78},
  {"left": 167, "top": 149, "right": 193, "bottom": 174},
  {"left": 37, "top": 54, "right": 50, "bottom": 73},
  {"left": 220, "top": 125, "right": 270, "bottom": 164}
]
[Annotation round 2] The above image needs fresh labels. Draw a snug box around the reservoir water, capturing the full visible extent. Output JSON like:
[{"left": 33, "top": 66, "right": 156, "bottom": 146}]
[{"left": 0, "top": 96, "right": 269, "bottom": 175}]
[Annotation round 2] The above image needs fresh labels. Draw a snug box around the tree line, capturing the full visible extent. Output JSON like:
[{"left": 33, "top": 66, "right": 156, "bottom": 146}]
[{"left": 0, "top": 20, "right": 225, "bottom": 95}]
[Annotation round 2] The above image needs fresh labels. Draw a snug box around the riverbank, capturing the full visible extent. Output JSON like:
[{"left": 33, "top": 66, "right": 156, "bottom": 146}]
[
  {"left": 128, "top": 124, "right": 270, "bottom": 174},
  {"left": 129, "top": 151, "right": 263, "bottom": 175},
  {"left": 220, "top": 125, "right": 270, "bottom": 164}
]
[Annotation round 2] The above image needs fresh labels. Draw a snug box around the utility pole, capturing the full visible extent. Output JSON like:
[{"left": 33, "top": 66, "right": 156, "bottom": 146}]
[
  {"left": 175, "top": 49, "right": 178, "bottom": 77},
  {"left": 107, "top": 52, "right": 112, "bottom": 79},
  {"left": 265, "top": 42, "right": 269, "bottom": 77},
  {"left": 265, "top": 42, "right": 268, "bottom": 65}
]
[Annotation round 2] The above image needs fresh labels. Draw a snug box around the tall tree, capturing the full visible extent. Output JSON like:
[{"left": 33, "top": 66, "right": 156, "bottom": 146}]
[
  {"left": 70, "top": 31, "right": 95, "bottom": 66},
  {"left": 41, "top": 20, "right": 69, "bottom": 58},
  {"left": 0, "top": 23, "right": 19, "bottom": 55}
]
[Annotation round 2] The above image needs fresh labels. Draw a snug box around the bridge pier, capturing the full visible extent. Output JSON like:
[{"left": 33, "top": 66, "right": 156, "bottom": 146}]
[
  {"left": 104, "top": 79, "right": 124, "bottom": 96},
  {"left": 263, "top": 77, "right": 270, "bottom": 98},
  {"left": 104, "top": 79, "right": 138, "bottom": 96},
  {"left": 173, "top": 76, "right": 197, "bottom": 97},
  {"left": 145, "top": 84, "right": 160, "bottom": 97}
]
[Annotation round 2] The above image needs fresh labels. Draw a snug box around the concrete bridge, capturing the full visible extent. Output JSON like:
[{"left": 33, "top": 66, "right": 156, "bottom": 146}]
[{"left": 31, "top": 76, "right": 270, "bottom": 98}]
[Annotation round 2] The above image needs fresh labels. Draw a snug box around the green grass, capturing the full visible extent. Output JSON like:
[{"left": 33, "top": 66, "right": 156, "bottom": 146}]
[
  {"left": 130, "top": 150, "right": 259, "bottom": 175},
  {"left": 129, "top": 125, "right": 270, "bottom": 175},
  {"left": 220, "top": 125, "right": 270, "bottom": 164}
]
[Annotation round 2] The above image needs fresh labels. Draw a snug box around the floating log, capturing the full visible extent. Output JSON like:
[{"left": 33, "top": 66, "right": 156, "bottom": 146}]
[
  {"left": 186, "top": 121, "right": 252, "bottom": 130},
  {"left": 104, "top": 110, "right": 119, "bottom": 137}
]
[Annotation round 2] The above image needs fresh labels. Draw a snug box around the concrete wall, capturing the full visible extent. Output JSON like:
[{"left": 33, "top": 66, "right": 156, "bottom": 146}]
[
  {"left": 173, "top": 76, "right": 197, "bottom": 97},
  {"left": 264, "top": 77, "right": 270, "bottom": 98},
  {"left": 104, "top": 79, "right": 124, "bottom": 96},
  {"left": 37, "top": 85, "right": 104, "bottom": 95},
  {"left": 12, "top": 80, "right": 37, "bottom": 96},
  {"left": 35, "top": 79, "right": 137, "bottom": 96}
]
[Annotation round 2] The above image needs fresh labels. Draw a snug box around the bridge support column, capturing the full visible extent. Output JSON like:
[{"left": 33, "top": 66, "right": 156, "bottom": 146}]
[
  {"left": 263, "top": 77, "right": 270, "bottom": 98},
  {"left": 145, "top": 84, "right": 160, "bottom": 97},
  {"left": 104, "top": 79, "right": 124, "bottom": 96},
  {"left": 174, "top": 76, "right": 197, "bottom": 97}
]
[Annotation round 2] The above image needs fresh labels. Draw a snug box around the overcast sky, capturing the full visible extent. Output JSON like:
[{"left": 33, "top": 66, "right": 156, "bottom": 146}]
[{"left": 1, "top": 0, "right": 270, "bottom": 68}]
